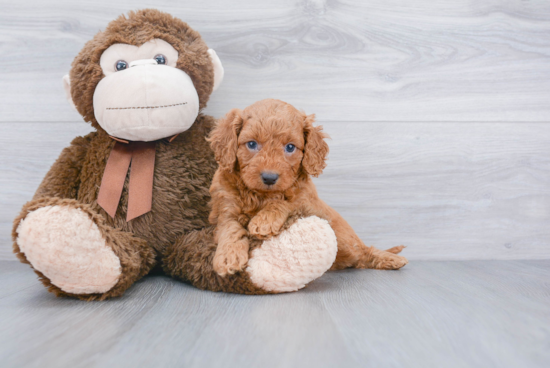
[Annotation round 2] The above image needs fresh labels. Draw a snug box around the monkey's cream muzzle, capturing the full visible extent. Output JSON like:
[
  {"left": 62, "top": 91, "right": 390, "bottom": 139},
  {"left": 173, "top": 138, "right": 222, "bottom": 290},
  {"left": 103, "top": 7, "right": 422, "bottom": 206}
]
[{"left": 93, "top": 60, "right": 199, "bottom": 142}]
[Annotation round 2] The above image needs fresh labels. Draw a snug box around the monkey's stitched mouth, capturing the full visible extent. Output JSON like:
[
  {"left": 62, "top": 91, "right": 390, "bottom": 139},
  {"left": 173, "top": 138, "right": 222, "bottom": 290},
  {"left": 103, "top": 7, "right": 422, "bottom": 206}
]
[{"left": 106, "top": 102, "right": 187, "bottom": 110}]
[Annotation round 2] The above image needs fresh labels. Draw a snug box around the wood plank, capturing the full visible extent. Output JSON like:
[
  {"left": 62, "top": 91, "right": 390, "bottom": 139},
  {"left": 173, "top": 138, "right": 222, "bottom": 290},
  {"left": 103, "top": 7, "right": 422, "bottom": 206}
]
[
  {"left": 1, "top": 0, "right": 549, "bottom": 122},
  {"left": 0, "top": 260, "right": 549, "bottom": 367},
  {"left": 1, "top": 121, "right": 549, "bottom": 261}
]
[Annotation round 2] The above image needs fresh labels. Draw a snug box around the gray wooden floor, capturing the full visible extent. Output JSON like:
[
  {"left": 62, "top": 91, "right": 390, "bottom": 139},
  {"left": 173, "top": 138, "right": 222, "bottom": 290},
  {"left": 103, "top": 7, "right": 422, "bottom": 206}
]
[{"left": 1, "top": 260, "right": 549, "bottom": 368}]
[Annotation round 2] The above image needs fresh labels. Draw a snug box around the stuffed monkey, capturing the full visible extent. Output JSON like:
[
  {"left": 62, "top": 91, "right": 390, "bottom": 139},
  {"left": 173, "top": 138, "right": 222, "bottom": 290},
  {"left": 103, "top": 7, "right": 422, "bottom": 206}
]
[{"left": 12, "top": 9, "right": 338, "bottom": 300}]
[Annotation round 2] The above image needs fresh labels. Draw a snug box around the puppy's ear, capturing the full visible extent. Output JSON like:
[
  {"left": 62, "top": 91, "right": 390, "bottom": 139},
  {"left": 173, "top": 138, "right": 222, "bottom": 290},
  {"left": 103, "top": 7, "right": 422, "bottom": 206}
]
[
  {"left": 302, "top": 114, "right": 329, "bottom": 177},
  {"left": 208, "top": 108, "right": 243, "bottom": 172}
]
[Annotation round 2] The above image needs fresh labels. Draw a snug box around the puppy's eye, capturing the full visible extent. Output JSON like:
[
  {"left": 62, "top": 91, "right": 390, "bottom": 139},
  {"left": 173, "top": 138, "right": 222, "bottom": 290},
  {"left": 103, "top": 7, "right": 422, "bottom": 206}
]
[
  {"left": 154, "top": 54, "right": 167, "bottom": 65},
  {"left": 285, "top": 144, "right": 296, "bottom": 153},
  {"left": 115, "top": 60, "right": 128, "bottom": 71},
  {"left": 247, "top": 141, "right": 258, "bottom": 151}
]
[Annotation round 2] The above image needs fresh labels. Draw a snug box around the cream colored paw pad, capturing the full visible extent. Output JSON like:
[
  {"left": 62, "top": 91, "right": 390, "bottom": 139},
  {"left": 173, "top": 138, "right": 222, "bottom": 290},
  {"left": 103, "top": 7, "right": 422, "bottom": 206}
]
[
  {"left": 16, "top": 205, "right": 121, "bottom": 294},
  {"left": 247, "top": 216, "right": 338, "bottom": 293}
]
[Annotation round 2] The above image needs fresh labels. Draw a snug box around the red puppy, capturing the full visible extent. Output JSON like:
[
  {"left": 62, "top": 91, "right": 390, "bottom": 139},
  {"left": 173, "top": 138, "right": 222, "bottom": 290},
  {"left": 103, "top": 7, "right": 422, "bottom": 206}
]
[{"left": 207, "top": 99, "right": 408, "bottom": 276}]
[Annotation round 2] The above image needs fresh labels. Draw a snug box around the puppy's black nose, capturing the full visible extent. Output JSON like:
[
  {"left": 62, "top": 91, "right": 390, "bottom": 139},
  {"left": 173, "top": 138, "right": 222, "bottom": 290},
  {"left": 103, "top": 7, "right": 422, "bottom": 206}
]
[{"left": 261, "top": 172, "right": 279, "bottom": 185}]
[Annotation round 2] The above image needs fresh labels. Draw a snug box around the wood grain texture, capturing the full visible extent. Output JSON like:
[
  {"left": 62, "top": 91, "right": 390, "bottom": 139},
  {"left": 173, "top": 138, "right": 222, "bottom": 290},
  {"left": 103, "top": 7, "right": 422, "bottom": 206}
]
[
  {"left": 2, "top": 121, "right": 549, "bottom": 261},
  {"left": 316, "top": 121, "right": 550, "bottom": 260},
  {"left": 1, "top": 1, "right": 549, "bottom": 261},
  {"left": 1, "top": 0, "right": 550, "bottom": 122},
  {"left": 1, "top": 260, "right": 549, "bottom": 368}
]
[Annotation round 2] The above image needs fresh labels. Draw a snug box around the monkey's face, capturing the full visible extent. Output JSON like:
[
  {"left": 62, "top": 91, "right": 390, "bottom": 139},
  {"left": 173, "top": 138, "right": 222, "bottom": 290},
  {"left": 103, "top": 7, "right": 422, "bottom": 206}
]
[
  {"left": 86, "top": 38, "right": 213, "bottom": 142},
  {"left": 64, "top": 9, "right": 225, "bottom": 142},
  {"left": 90, "top": 39, "right": 198, "bottom": 141}
]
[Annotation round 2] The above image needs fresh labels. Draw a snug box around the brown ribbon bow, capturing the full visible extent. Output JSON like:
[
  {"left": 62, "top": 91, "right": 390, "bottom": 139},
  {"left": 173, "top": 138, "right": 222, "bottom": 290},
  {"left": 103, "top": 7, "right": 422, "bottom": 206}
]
[
  {"left": 97, "top": 139, "right": 156, "bottom": 222},
  {"left": 97, "top": 135, "right": 177, "bottom": 222}
]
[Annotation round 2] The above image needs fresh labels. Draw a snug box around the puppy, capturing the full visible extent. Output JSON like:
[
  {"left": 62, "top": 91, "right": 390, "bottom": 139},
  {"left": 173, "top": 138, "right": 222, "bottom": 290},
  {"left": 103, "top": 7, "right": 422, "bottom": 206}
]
[{"left": 207, "top": 99, "right": 408, "bottom": 277}]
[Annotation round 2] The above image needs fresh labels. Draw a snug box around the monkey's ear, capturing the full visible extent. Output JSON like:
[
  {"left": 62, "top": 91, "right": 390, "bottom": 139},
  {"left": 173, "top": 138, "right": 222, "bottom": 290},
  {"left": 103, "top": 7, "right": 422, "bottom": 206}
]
[
  {"left": 62, "top": 74, "right": 77, "bottom": 110},
  {"left": 207, "top": 49, "right": 224, "bottom": 92},
  {"left": 207, "top": 108, "right": 243, "bottom": 172}
]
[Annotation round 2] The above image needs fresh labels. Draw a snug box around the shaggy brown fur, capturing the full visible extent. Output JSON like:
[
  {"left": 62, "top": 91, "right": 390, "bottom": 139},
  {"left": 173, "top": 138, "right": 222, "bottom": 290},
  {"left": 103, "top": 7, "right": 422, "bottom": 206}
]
[
  {"left": 12, "top": 9, "right": 260, "bottom": 300},
  {"left": 207, "top": 99, "right": 408, "bottom": 276}
]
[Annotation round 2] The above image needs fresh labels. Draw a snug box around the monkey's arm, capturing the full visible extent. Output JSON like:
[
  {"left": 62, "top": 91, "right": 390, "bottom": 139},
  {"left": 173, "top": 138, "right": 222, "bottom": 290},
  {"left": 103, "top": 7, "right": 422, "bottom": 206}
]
[{"left": 33, "top": 135, "right": 91, "bottom": 200}]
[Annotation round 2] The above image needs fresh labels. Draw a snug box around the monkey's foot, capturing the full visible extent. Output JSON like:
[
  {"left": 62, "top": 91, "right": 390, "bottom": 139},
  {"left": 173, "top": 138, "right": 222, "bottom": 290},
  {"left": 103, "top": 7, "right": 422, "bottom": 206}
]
[
  {"left": 16, "top": 205, "right": 121, "bottom": 294},
  {"left": 246, "top": 216, "right": 337, "bottom": 293}
]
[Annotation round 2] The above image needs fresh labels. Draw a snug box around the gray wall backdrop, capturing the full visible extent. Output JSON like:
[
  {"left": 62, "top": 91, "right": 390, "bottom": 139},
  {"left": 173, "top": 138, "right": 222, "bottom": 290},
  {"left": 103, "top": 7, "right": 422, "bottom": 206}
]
[{"left": 1, "top": 0, "right": 549, "bottom": 261}]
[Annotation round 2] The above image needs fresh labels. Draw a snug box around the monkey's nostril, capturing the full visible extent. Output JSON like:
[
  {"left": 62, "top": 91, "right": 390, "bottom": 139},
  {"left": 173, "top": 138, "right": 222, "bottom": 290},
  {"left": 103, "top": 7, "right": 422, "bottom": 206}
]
[{"left": 261, "top": 172, "right": 279, "bottom": 185}]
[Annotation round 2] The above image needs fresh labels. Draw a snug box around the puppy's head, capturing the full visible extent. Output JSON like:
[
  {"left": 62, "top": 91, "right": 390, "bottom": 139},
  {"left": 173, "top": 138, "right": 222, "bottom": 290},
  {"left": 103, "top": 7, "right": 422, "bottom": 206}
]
[{"left": 208, "top": 99, "right": 329, "bottom": 192}]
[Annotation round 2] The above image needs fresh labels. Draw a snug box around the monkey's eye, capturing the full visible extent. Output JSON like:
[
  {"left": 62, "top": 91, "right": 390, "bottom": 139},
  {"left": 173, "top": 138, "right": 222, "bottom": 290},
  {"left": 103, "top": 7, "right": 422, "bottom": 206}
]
[
  {"left": 247, "top": 141, "right": 259, "bottom": 151},
  {"left": 285, "top": 144, "right": 296, "bottom": 153},
  {"left": 154, "top": 54, "right": 167, "bottom": 65},
  {"left": 115, "top": 60, "right": 128, "bottom": 71}
]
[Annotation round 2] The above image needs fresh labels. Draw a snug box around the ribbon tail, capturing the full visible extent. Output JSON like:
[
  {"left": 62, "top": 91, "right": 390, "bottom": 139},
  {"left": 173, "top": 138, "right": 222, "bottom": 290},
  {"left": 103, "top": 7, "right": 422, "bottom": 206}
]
[
  {"left": 97, "top": 142, "right": 132, "bottom": 218},
  {"left": 127, "top": 142, "right": 156, "bottom": 221}
]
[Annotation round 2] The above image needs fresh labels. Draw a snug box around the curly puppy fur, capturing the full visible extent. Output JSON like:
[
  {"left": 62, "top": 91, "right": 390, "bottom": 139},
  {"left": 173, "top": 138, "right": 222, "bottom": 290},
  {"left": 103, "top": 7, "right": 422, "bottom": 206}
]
[{"left": 207, "top": 99, "right": 408, "bottom": 276}]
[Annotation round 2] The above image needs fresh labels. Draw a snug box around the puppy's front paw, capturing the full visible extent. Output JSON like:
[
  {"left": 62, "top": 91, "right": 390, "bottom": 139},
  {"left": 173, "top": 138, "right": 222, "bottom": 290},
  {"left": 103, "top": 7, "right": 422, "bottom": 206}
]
[
  {"left": 213, "top": 240, "right": 249, "bottom": 277},
  {"left": 248, "top": 211, "right": 286, "bottom": 239}
]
